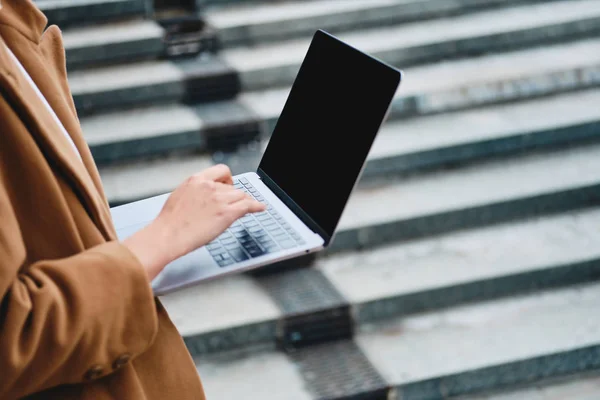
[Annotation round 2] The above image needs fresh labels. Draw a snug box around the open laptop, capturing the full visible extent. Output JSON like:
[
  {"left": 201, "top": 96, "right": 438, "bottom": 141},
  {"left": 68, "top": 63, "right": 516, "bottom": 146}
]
[{"left": 111, "top": 30, "right": 403, "bottom": 295}]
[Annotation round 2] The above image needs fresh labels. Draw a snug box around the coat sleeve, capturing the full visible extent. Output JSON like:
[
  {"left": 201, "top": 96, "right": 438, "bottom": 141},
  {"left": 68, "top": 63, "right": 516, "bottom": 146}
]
[{"left": 0, "top": 97, "right": 159, "bottom": 398}]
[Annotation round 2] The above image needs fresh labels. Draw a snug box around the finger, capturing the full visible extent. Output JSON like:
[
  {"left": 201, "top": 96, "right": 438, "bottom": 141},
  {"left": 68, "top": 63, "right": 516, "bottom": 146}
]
[
  {"left": 214, "top": 182, "right": 242, "bottom": 192},
  {"left": 229, "top": 198, "right": 266, "bottom": 217},
  {"left": 217, "top": 189, "right": 248, "bottom": 204},
  {"left": 195, "top": 164, "right": 233, "bottom": 185}
]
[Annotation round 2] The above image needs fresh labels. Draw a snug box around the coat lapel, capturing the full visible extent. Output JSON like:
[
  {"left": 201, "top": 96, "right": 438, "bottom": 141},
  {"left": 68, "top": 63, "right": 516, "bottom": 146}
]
[{"left": 0, "top": 0, "right": 116, "bottom": 240}]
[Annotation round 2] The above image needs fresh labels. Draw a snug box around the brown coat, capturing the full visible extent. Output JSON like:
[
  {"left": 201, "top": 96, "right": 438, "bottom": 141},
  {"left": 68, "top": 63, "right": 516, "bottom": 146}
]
[{"left": 0, "top": 1, "right": 206, "bottom": 398}]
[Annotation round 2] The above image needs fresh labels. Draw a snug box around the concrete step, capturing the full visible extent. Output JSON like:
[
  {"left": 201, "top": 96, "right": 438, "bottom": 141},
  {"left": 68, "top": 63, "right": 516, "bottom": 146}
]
[
  {"left": 193, "top": 283, "right": 600, "bottom": 399},
  {"left": 62, "top": 19, "right": 164, "bottom": 70},
  {"left": 101, "top": 140, "right": 600, "bottom": 248},
  {"left": 240, "top": 38, "right": 600, "bottom": 131},
  {"left": 463, "top": 374, "right": 600, "bottom": 400},
  {"left": 335, "top": 143, "right": 600, "bottom": 251},
  {"left": 70, "top": 61, "right": 184, "bottom": 115},
  {"left": 81, "top": 38, "right": 600, "bottom": 160},
  {"left": 69, "top": 55, "right": 239, "bottom": 115},
  {"left": 363, "top": 90, "right": 600, "bottom": 178},
  {"left": 84, "top": 90, "right": 600, "bottom": 169},
  {"left": 216, "top": 89, "right": 600, "bottom": 178},
  {"left": 357, "top": 282, "right": 600, "bottom": 399},
  {"left": 36, "top": 0, "right": 146, "bottom": 27},
  {"left": 161, "top": 207, "right": 600, "bottom": 357},
  {"left": 220, "top": 0, "right": 600, "bottom": 91},
  {"left": 204, "top": 0, "right": 559, "bottom": 47},
  {"left": 100, "top": 154, "right": 214, "bottom": 205},
  {"left": 83, "top": 100, "right": 259, "bottom": 163}
]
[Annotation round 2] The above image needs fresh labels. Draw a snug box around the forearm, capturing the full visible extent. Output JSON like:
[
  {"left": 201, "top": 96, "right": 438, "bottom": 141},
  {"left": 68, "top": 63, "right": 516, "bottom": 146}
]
[{"left": 123, "top": 219, "right": 174, "bottom": 281}]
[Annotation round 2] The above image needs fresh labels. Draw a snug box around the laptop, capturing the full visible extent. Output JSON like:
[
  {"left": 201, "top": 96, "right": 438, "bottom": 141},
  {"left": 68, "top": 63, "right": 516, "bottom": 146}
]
[{"left": 111, "top": 30, "right": 403, "bottom": 295}]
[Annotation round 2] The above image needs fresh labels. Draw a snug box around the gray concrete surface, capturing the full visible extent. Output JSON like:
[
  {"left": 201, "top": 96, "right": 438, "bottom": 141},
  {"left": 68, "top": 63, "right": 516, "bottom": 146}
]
[
  {"left": 321, "top": 207, "right": 600, "bottom": 321},
  {"left": 37, "top": 0, "right": 145, "bottom": 27},
  {"left": 160, "top": 275, "right": 280, "bottom": 338},
  {"left": 240, "top": 38, "right": 600, "bottom": 124},
  {"left": 370, "top": 89, "right": 600, "bottom": 159},
  {"left": 99, "top": 154, "right": 213, "bottom": 202},
  {"left": 462, "top": 374, "right": 600, "bottom": 400},
  {"left": 192, "top": 283, "right": 600, "bottom": 400},
  {"left": 340, "top": 143, "right": 600, "bottom": 229},
  {"left": 206, "top": 0, "right": 539, "bottom": 46},
  {"left": 197, "top": 350, "right": 313, "bottom": 400},
  {"left": 358, "top": 282, "right": 600, "bottom": 397},
  {"left": 222, "top": 0, "right": 600, "bottom": 90},
  {"left": 62, "top": 20, "right": 164, "bottom": 69}
]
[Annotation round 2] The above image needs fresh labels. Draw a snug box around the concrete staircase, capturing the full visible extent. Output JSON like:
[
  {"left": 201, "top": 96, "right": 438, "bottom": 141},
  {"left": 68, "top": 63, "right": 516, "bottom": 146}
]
[{"left": 45, "top": 0, "right": 600, "bottom": 398}]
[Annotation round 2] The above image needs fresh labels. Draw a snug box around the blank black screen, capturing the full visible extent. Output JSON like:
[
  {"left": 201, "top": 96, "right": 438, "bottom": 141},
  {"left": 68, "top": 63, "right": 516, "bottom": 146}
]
[{"left": 259, "top": 30, "right": 401, "bottom": 238}]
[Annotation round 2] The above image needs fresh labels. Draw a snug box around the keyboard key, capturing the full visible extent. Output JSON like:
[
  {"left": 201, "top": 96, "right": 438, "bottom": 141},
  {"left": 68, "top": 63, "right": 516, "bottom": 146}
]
[
  {"left": 229, "top": 248, "right": 249, "bottom": 262},
  {"left": 207, "top": 243, "right": 222, "bottom": 251},
  {"left": 218, "top": 259, "right": 235, "bottom": 267},
  {"left": 240, "top": 178, "right": 249, "bottom": 184},
  {"left": 248, "top": 226, "right": 264, "bottom": 234},
  {"left": 245, "top": 246, "right": 264, "bottom": 257},
  {"left": 262, "top": 219, "right": 277, "bottom": 227},
  {"left": 239, "top": 235, "right": 254, "bottom": 244},
  {"left": 291, "top": 233, "right": 302, "bottom": 240},
  {"left": 231, "top": 225, "right": 245, "bottom": 233},
  {"left": 259, "top": 237, "right": 275, "bottom": 246},
  {"left": 254, "top": 233, "right": 269, "bottom": 242},
  {"left": 268, "top": 227, "right": 284, "bottom": 235},
  {"left": 225, "top": 242, "right": 240, "bottom": 250},
  {"left": 273, "top": 232, "right": 288, "bottom": 239},
  {"left": 243, "top": 220, "right": 259, "bottom": 228},
  {"left": 256, "top": 234, "right": 272, "bottom": 243},
  {"left": 219, "top": 232, "right": 233, "bottom": 239},
  {"left": 264, "top": 242, "right": 279, "bottom": 251},
  {"left": 221, "top": 238, "right": 237, "bottom": 246},
  {"left": 221, "top": 253, "right": 231, "bottom": 259}
]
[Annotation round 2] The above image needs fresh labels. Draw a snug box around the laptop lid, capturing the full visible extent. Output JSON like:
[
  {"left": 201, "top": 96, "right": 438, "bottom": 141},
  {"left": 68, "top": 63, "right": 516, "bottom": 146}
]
[{"left": 257, "top": 30, "right": 402, "bottom": 246}]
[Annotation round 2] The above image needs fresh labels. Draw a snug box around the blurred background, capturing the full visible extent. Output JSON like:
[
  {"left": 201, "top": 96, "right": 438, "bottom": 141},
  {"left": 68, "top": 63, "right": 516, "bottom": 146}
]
[{"left": 35, "top": 0, "right": 600, "bottom": 398}]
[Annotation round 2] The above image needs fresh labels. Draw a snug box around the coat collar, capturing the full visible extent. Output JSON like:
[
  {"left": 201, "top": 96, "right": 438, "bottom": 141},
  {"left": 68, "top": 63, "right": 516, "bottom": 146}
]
[
  {"left": 0, "top": 0, "right": 47, "bottom": 44},
  {"left": 0, "top": 1, "right": 116, "bottom": 241}
]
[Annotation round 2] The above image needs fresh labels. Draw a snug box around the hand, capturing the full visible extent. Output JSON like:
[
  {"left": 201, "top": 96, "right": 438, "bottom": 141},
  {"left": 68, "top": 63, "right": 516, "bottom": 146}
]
[{"left": 124, "top": 165, "right": 266, "bottom": 281}]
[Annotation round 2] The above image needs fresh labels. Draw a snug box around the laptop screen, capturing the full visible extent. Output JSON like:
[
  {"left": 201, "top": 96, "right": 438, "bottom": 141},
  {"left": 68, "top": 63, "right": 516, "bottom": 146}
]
[{"left": 258, "top": 30, "right": 401, "bottom": 239}]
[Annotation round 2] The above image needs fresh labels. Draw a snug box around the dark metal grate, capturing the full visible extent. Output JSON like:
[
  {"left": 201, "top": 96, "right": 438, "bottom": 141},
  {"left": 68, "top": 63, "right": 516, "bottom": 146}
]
[
  {"left": 258, "top": 268, "right": 347, "bottom": 315},
  {"left": 257, "top": 268, "right": 354, "bottom": 349},
  {"left": 289, "top": 340, "right": 390, "bottom": 400}
]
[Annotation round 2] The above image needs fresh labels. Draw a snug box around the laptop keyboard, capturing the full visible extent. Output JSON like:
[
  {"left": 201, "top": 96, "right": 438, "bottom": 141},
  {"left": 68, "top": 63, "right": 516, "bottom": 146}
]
[{"left": 206, "top": 178, "right": 306, "bottom": 267}]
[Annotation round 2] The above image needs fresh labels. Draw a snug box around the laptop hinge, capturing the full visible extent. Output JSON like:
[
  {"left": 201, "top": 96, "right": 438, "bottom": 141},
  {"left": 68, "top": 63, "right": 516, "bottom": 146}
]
[{"left": 257, "top": 168, "right": 331, "bottom": 246}]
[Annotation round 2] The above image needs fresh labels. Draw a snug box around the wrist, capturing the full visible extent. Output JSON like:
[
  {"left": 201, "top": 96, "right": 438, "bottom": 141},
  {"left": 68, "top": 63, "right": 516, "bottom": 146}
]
[{"left": 123, "top": 220, "right": 174, "bottom": 281}]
